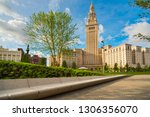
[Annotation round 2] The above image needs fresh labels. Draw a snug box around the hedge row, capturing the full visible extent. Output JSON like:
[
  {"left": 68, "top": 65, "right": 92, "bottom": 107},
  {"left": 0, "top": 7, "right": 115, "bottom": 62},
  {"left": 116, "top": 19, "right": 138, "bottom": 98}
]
[{"left": 0, "top": 61, "right": 102, "bottom": 79}]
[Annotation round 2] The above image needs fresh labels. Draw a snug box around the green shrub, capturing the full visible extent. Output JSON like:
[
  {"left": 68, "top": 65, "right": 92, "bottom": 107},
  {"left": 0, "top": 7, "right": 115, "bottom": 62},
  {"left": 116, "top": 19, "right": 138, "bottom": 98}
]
[
  {"left": 62, "top": 60, "right": 68, "bottom": 68},
  {"left": 0, "top": 61, "right": 101, "bottom": 79}
]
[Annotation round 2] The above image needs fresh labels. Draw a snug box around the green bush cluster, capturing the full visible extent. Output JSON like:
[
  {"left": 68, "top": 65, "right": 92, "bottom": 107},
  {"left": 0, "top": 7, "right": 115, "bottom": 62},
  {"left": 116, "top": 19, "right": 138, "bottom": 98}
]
[
  {"left": 101, "top": 63, "right": 150, "bottom": 73},
  {"left": 0, "top": 61, "right": 101, "bottom": 79}
]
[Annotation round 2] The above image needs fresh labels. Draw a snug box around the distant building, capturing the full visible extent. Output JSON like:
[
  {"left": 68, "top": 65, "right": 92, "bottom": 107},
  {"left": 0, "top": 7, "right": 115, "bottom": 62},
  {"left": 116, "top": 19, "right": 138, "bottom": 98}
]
[
  {"left": 47, "top": 3, "right": 150, "bottom": 69},
  {"left": 103, "top": 44, "right": 150, "bottom": 68},
  {"left": 31, "top": 55, "right": 41, "bottom": 64},
  {"left": 0, "top": 46, "right": 23, "bottom": 62},
  {"left": 31, "top": 55, "right": 46, "bottom": 65}
]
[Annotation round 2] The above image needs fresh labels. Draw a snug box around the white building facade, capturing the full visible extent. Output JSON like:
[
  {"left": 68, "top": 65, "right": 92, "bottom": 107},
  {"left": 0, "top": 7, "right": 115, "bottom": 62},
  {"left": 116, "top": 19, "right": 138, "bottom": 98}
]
[
  {"left": 103, "top": 44, "right": 150, "bottom": 68},
  {"left": 0, "top": 46, "right": 22, "bottom": 62}
]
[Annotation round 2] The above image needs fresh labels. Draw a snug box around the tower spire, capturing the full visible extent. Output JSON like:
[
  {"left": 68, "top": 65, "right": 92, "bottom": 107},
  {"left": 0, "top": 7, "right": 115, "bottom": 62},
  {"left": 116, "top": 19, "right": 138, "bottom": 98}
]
[
  {"left": 87, "top": 3, "right": 97, "bottom": 25},
  {"left": 26, "top": 44, "right": 29, "bottom": 54},
  {"left": 90, "top": 2, "right": 94, "bottom": 13}
]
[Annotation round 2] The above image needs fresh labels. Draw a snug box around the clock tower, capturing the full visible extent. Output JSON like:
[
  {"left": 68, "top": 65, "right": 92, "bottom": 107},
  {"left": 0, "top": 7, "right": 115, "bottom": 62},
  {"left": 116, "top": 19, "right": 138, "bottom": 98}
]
[{"left": 86, "top": 3, "right": 99, "bottom": 65}]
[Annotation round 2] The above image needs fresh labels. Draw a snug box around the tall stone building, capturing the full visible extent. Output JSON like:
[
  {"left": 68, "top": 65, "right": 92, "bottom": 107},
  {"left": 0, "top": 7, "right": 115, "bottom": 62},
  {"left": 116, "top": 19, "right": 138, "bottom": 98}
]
[
  {"left": 48, "top": 3, "right": 150, "bottom": 69},
  {"left": 86, "top": 3, "right": 99, "bottom": 65}
]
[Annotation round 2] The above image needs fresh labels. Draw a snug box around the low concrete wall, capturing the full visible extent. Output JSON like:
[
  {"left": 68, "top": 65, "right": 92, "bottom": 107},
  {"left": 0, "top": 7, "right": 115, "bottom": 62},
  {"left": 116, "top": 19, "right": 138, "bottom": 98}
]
[
  {"left": 0, "top": 76, "right": 103, "bottom": 91},
  {"left": 0, "top": 75, "right": 127, "bottom": 100}
]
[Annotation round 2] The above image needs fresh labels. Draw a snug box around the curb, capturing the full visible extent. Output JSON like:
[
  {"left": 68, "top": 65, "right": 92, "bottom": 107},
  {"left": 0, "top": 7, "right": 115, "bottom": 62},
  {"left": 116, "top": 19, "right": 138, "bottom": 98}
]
[{"left": 0, "top": 75, "right": 128, "bottom": 100}]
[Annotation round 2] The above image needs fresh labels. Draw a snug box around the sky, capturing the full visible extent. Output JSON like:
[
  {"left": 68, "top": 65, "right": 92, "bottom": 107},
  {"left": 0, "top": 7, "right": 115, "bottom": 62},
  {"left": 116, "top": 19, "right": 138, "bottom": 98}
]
[{"left": 0, "top": 0, "right": 150, "bottom": 57}]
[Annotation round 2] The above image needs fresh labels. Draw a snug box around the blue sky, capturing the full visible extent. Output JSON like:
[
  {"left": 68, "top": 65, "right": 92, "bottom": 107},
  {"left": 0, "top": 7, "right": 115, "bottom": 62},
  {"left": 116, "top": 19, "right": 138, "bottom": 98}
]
[{"left": 0, "top": 0, "right": 150, "bottom": 56}]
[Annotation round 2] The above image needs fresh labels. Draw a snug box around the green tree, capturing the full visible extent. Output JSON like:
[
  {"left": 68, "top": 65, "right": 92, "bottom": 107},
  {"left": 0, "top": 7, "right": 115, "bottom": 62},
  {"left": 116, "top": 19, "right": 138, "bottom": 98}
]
[
  {"left": 24, "top": 11, "right": 78, "bottom": 66},
  {"left": 125, "top": 63, "right": 129, "bottom": 72},
  {"left": 131, "top": 0, "right": 150, "bottom": 41},
  {"left": 120, "top": 66, "right": 124, "bottom": 72},
  {"left": 21, "top": 45, "right": 30, "bottom": 63},
  {"left": 114, "top": 63, "right": 119, "bottom": 72},
  {"left": 133, "top": 0, "right": 150, "bottom": 10},
  {"left": 22, "top": 54, "right": 30, "bottom": 63},
  {"left": 72, "top": 61, "right": 77, "bottom": 69},
  {"left": 39, "top": 57, "right": 46, "bottom": 66},
  {"left": 143, "top": 65, "right": 149, "bottom": 71},
  {"left": 104, "top": 63, "right": 109, "bottom": 72},
  {"left": 62, "top": 60, "right": 68, "bottom": 68},
  {"left": 136, "top": 63, "right": 142, "bottom": 72}
]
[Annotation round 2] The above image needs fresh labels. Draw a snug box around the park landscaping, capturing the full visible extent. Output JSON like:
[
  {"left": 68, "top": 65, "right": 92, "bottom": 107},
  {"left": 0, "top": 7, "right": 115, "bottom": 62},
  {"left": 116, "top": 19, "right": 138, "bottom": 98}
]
[
  {"left": 0, "top": 61, "right": 102, "bottom": 79},
  {"left": 0, "top": 61, "right": 150, "bottom": 79}
]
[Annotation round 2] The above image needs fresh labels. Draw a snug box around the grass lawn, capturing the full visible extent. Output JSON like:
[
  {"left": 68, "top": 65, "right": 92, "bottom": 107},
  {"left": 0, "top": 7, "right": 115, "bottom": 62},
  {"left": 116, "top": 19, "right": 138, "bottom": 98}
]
[{"left": 102, "top": 72, "right": 150, "bottom": 76}]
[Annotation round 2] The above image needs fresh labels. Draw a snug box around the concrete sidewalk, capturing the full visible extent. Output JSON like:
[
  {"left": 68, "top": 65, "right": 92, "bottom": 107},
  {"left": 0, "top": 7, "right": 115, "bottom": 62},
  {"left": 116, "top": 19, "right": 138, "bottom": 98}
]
[{"left": 0, "top": 75, "right": 127, "bottom": 100}]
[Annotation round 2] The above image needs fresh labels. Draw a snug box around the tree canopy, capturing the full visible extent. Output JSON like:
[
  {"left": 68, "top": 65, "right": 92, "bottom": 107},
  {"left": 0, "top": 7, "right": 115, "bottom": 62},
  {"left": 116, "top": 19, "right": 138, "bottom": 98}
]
[
  {"left": 134, "top": 0, "right": 150, "bottom": 10},
  {"left": 24, "top": 11, "right": 78, "bottom": 66}
]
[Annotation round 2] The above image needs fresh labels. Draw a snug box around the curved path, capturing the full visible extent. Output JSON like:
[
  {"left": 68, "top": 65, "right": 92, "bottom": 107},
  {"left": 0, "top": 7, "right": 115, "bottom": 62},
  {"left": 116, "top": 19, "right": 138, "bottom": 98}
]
[{"left": 46, "top": 75, "right": 150, "bottom": 100}]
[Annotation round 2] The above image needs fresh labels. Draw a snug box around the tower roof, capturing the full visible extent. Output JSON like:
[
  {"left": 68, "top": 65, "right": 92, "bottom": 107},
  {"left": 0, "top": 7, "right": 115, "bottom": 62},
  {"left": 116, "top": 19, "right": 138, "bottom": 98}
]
[
  {"left": 90, "top": 3, "right": 94, "bottom": 13},
  {"left": 87, "top": 3, "right": 97, "bottom": 25}
]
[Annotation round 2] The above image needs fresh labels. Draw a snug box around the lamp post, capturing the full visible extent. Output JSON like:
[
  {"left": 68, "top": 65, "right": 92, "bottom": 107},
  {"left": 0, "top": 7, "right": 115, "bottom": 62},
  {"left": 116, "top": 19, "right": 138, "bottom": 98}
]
[{"left": 101, "top": 40, "right": 105, "bottom": 74}]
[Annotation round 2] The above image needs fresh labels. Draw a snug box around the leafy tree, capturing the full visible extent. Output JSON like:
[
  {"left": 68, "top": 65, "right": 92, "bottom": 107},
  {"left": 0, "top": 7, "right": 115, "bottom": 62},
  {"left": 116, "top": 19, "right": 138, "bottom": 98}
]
[
  {"left": 21, "top": 45, "right": 30, "bottom": 63},
  {"left": 72, "top": 61, "right": 77, "bottom": 69},
  {"left": 62, "top": 60, "right": 68, "bottom": 68},
  {"left": 125, "top": 63, "right": 129, "bottom": 72},
  {"left": 104, "top": 63, "right": 109, "bottom": 72},
  {"left": 120, "top": 66, "right": 124, "bottom": 72},
  {"left": 24, "top": 11, "right": 78, "bottom": 66},
  {"left": 143, "top": 65, "right": 149, "bottom": 71},
  {"left": 22, "top": 54, "right": 30, "bottom": 63},
  {"left": 130, "top": 0, "right": 150, "bottom": 41},
  {"left": 136, "top": 63, "right": 142, "bottom": 72},
  {"left": 114, "top": 63, "right": 119, "bottom": 72},
  {"left": 135, "top": 33, "right": 150, "bottom": 41},
  {"left": 133, "top": 0, "right": 150, "bottom": 10},
  {"left": 39, "top": 57, "right": 46, "bottom": 66}
]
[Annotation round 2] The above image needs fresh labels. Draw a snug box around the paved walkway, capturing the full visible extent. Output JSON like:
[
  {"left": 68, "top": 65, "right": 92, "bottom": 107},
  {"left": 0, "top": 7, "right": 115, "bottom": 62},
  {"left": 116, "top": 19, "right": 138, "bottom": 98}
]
[{"left": 46, "top": 75, "right": 150, "bottom": 100}]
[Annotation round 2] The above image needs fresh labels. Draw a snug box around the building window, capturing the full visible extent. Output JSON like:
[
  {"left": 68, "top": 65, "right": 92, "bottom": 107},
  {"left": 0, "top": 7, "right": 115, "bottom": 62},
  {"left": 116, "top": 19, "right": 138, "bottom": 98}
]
[
  {"left": 126, "top": 46, "right": 131, "bottom": 50},
  {"left": 89, "top": 27, "right": 95, "bottom": 30},
  {"left": 142, "top": 51, "right": 145, "bottom": 65},
  {"left": 132, "top": 50, "right": 136, "bottom": 64}
]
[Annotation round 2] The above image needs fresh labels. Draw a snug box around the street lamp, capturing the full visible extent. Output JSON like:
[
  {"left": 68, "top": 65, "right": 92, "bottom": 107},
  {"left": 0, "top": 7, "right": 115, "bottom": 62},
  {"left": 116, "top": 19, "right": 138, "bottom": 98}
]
[{"left": 101, "top": 40, "right": 105, "bottom": 74}]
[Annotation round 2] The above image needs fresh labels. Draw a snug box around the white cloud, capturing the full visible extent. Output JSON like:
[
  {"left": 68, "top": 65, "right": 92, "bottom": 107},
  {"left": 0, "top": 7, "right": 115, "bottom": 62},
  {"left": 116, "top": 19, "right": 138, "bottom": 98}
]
[
  {"left": 77, "top": 20, "right": 85, "bottom": 33},
  {"left": 65, "top": 8, "right": 71, "bottom": 15},
  {"left": 123, "top": 20, "right": 150, "bottom": 47},
  {"left": 106, "top": 34, "right": 122, "bottom": 41},
  {"left": 78, "top": 39, "right": 84, "bottom": 45},
  {"left": 136, "top": 17, "right": 149, "bottom": 22},
  {"left": 8, "top": 19, "right": 26, "bottom": 27},
  {"left": 98, "top": 24, "right": 104, "bottom": 42},
  {"left": 99, "top": 24, "right": 104, "bottom": 34},
  {"left": 0, "top": 19, "right": 27, "bottom": 47},
  {"left": 84, "top": 17, "right": 87, "bottom": 24},
  {"left": 106, "top": 35, "right": 113, "bottom": 41},
  {"left": 0, "top": 0, "right": 27, "bottom": 49},
  {"left": 0, "top": 0, "right": 24, "bottom": 19}
]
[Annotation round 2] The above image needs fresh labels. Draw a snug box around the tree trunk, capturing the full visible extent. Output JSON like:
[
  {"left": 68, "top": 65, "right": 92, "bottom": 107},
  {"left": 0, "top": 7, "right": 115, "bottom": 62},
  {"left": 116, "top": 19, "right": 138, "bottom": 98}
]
[{"left": 52, "top": 56, "right": 57, "bottom": 66}]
